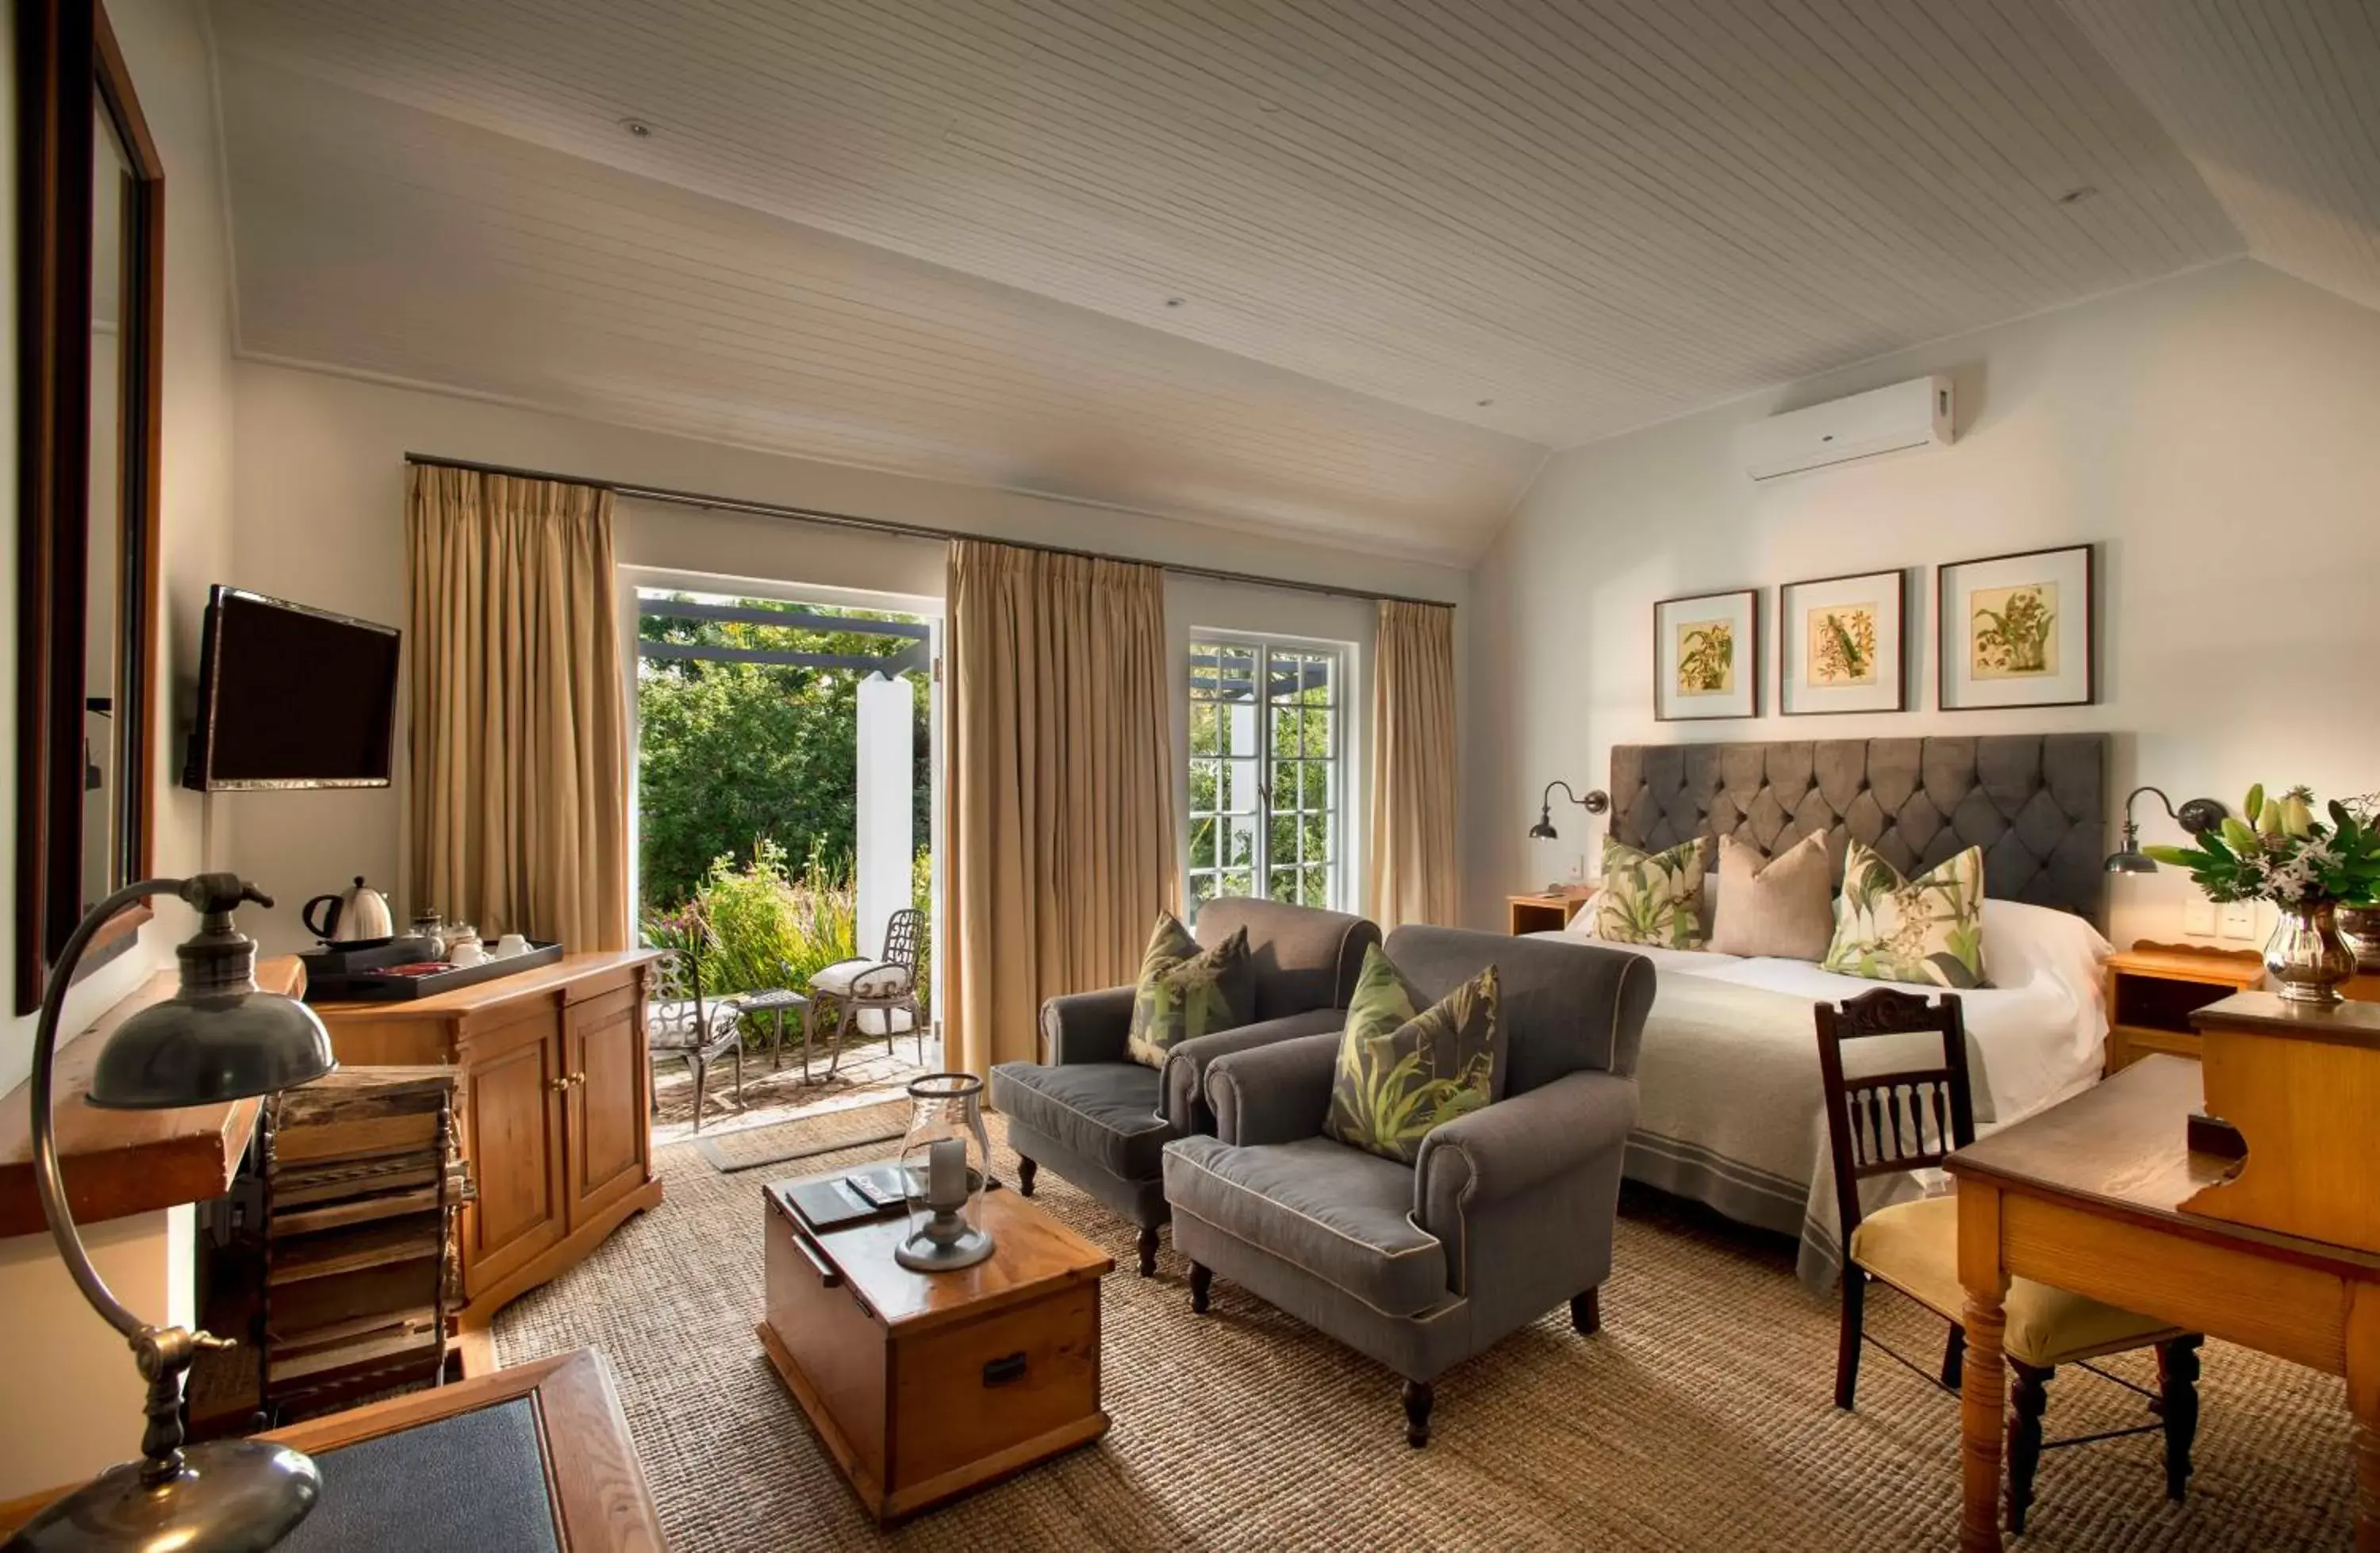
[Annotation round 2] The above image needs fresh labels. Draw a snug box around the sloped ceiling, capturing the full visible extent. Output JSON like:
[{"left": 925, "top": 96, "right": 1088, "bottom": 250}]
[
  {"left": 204, "top": 1, "right": 2376, "bottom": 562},
  {"left": 2062, "top": 0, "right": 2380, "bottom": 317}
]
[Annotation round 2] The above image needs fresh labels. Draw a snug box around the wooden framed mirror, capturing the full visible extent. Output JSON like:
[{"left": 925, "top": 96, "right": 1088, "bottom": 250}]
[{"left": 14, "top": 0, "right": 163, "bottom": 1011}]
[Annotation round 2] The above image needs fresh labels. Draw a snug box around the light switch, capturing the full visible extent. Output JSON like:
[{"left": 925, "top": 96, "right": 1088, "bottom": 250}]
[
  {"left": 2181, "top": 896, "right": 2218, "bottom": 937},
  {"left": 2218, "top": 901, "right": 2257, "bottom": 941},
  {"left": 1567, "top": 854, "right": 1587, "bottom": 883}
]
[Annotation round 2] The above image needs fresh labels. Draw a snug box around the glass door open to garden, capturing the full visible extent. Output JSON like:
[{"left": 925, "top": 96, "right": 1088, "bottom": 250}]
[{"left": 633, "top": 585, "right": 937, "bottom": 1143}]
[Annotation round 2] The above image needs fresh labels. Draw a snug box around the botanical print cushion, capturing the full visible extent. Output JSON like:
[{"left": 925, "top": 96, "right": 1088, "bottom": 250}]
[
  {"left": 1125, "top": 913, "right": 1254, "bottom": 1068},
  {"left": 1595, "top": 837, "right": 1710, "bottom": 949},
  {"left": 1710, "top": 831, "right": 1836, "bottom": 961},
  {"left": 1323, "top": 946, "right": 1503, "bottom": 1165},
  {"left": 1821, "top": 842, "right": 1989, "bottom": 988}
]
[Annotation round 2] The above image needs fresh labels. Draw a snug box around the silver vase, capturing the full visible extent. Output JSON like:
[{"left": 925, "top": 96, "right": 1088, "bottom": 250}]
[
  {"left": 2340, "top": 904, "right": 2380, "bottom": 975},
  {"left": 2264, "top": 900, "right": 2359, "bottom": 1007}
]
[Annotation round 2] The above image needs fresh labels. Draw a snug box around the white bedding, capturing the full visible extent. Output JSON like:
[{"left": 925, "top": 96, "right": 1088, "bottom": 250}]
[{"left": 1530, "top": 898, "right": 2110, "bottom": 1289}]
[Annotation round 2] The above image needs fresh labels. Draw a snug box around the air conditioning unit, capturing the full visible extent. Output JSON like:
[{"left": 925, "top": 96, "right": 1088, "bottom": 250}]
[{"left": 1733, "top": 374, "right": 1953, "bottom": 481}]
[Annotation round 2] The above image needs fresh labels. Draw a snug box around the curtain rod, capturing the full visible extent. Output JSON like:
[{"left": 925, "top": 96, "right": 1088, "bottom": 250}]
[{"left": 402, "top": 452, "right": 1454, "bottom": 610}]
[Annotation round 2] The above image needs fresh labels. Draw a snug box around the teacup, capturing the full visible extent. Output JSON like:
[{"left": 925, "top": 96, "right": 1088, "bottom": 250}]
[
  {"left": 495, "top": 933, "right": 532, "bottom": 958},
  {"left": 449, "top": 941, "right": 487, "bottom": 968}
]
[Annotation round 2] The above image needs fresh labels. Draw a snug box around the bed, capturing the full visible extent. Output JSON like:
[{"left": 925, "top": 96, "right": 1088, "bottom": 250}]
[{"left": 1536, "top": 735, "right": 2113, "bottom": 1291}]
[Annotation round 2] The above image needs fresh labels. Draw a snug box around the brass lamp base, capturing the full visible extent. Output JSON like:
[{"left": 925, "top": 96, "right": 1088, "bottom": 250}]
[{"left": 3, "top": 1440, "right": 321, "bottom": 1552}]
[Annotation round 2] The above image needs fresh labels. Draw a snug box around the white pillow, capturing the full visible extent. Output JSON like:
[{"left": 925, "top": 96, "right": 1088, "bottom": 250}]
[
  {"left": 1977, "top": 898, "right": 2110, "bottom": 997},
  {"left": 1564, "top": 892, "right": 1603, "bottom": 938}
]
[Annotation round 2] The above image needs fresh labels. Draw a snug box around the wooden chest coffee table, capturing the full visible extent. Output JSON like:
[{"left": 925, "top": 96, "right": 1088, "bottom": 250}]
[{"left": 757, "top": 1175, "right": 1113, "bottom": 1524}]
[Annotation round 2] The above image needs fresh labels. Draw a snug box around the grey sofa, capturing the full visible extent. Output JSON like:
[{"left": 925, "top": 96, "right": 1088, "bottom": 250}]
[
  {"left": 1161, "top": 926, "right": 1653, "bottom": 1445},
  {"left": 988, "top": 897, "right": 1380, "bottom": 1277}
]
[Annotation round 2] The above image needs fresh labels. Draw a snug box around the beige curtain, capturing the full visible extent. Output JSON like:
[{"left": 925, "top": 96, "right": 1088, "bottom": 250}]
[
  {"left": 1368, "top": 600, "right": 1458, "bottom": 930},
  {"left": 946, "top": 539, "right": 1177, "bottom": 1076},
  {"left": 406, "top": 466, "right": 630, "bottom": 950}
]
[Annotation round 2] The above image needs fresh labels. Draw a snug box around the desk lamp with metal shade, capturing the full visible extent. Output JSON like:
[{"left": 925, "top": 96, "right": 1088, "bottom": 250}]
[
  {"left": 2104, "top": 786, "right": 2228, "bottom": 874},
  {"left": 6, "top": 875, "right": 336, "bottom": 1553}
]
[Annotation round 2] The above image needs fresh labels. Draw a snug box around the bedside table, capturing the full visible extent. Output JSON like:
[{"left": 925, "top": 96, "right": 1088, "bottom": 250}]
[
  {"left": 1508, "top": 887, "right": 1595, "bottom": 936},
  {"left": 2103, "top": 942, "right": 2266, "bottom": 1074}
]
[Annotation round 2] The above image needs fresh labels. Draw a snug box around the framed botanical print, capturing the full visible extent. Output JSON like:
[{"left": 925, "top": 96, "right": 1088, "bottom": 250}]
[
  {"left": 1937, "top": 544, "right": 2096, "bottom": 710},
  {"left": 1779, "top": 569, "right": 1907, "bottom": 715},
  {"left": 1653, "top": 588, "right": 1760, "bottom": 721}
]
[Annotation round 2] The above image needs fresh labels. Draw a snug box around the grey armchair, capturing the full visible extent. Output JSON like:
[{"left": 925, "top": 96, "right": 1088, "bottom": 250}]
[
  {"left": 1161, "top": 926, "right": 1654, "bottom": 1446},
  {"left": 988, "top": 898, "right": 1380, "bottom": 1276}
]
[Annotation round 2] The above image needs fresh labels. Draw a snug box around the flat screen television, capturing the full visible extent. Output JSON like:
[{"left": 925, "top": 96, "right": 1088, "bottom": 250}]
[{"left": 183, "top": 586, "right": 401, "bottom": 791}]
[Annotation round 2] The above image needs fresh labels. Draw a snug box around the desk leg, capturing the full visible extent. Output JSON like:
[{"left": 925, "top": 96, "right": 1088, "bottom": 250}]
[
  {"left": 1956, "top": 1179, "right": 2010, "bottom": 1553},
  {"left": 2350, "top": 1283, "right": 2380, "bottom": 1553}
]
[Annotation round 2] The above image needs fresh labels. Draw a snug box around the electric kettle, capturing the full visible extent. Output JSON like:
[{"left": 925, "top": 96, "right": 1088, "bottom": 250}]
[{"left": 302, "top": 876, "right": 395, "bottom": 944}]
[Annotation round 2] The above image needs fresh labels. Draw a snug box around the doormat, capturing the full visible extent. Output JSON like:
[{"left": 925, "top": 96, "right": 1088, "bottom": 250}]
[{"left": 693, "top": 1098, "right": 911, "bottom": 1175}]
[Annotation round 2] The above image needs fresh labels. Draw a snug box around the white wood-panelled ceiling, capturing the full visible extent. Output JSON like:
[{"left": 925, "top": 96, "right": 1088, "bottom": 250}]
[
  {"left": 2061, "top": 0, "right": 2380, "bottom": 317},
  {"left": 205, "top": 1, "right": 2380, "bottom": 562}
]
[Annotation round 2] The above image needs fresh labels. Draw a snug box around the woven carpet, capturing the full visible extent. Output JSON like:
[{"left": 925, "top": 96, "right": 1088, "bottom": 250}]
[
  {"left": 492, "top": 1118, "right": 2351, "bottom": 1551},
  {"left": 693, "top": 1099, "right": 914, "bottom": 1175}
]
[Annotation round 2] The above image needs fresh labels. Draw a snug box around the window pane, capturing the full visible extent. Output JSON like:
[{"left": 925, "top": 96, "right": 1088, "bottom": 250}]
[
  {"left": 1223, "top": 757, "right": 1261, "bottom": 814},
  {"left": 1188, "top": 759, "right": 1219, "bottom": 815},
  {"left": 1221, "top": 703, "right": 1255, "bottom": 758},
  {"left": 1201, "top": 642, "right": 1258, "bottom": 704},
  {"left": 1305, "top": 707, "right": 1334, "bottom": 758},
  {"left": 1189, "top": 703, "right": 1219, "bottom": 757},
  {"left": 1299, "top": 865, "right": 1328, "bottom": 907},
  {"left": 1271, "top": 761, "right": 1297, "bottom": 811},
  {"left": 1188, "top": 872, "right": 1219, "bottom": 911},
  {"left": 1300, "top": 760, "right": 1329, "bottom": 810},
  {"left": 1190, "top": 816, "right": 1217, "bottom": 870},
  {"left": 1221, "top": 867, "right": 1253, "bottom": 898},
  {"left": 1303, "top": 810, "right": 1331, "bottom": 864},
  {"left": 1271, "top": 704, "right": 1299, "bottom": 758},
  {"left": 1226, "top": 816, "right": 1259, "bottom": 868},
  {"left": 1269, "top": 811, "right": 1296, "bottom": 864}
]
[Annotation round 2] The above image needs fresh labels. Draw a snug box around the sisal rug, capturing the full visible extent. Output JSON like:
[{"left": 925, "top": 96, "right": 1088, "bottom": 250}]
[
  {"left": 493, "top": 1119, "right": 2351, "bottom": 1551},
  {"left": 693, "top": 1099, "right": 913, "bottom": 1175}
]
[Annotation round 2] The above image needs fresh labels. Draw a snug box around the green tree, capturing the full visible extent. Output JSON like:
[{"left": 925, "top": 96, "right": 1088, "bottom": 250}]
[{"left": 635, "top": 595, "right": 930, "bottom": 913}]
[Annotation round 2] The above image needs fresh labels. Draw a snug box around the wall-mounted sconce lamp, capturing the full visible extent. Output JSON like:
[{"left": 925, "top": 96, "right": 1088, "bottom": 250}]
[
  {"left": 2104, "top": 785, "right": 2228, "bottom": 873},
  {"left": 1530, "top": 781, "right": 1610, "bottom": 840}
]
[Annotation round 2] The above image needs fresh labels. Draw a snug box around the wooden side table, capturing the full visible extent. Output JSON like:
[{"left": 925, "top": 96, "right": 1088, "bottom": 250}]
[
  {"left": 758, "top": 1175, "right": 1112, "bottom": 1524},
  {"left": 1509, "top": 887, "right": 1596, "bottom": 935},
  {"left": 2102, "top": 942, "right": 2266, "bottom": 1074}
]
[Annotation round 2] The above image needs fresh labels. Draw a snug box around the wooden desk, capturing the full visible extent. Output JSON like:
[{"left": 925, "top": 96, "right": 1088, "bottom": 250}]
[
  {"left": 1946, "top": 1056, "right": 2380, "bottom": 1551},
  {"left": 0, "top": 1348, "right": 662, "bottom": 1549},
  {"left": 313, "top": 950, "right": 664, "bottom": 1326},
  {"left": 0, "top": 956, "right": 305, "bottom": 1237}
]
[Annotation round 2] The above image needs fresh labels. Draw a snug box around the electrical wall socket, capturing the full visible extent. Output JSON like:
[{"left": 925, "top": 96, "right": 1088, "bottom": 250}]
[
  {"left": 2218, "top": 901, "right": 2258, "bottom": 941},
  {"left": 2181, "top": 896, "right": 2218, "bottom": 937}
]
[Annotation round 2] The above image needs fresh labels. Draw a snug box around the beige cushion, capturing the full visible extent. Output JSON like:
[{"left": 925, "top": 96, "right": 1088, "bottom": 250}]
[
  {"left": 809, "top": 959, "right": 912, "bottom": 999},
  {"left": 1849, "top": 1194, "right": 2183, "bottom": 1366},
  {"left": 1710, "top": 832, "right": 1834, "bottom": 961}
]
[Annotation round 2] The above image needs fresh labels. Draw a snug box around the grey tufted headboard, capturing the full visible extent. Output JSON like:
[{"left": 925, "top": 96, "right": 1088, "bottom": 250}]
[{"left": 1608, "top": 734, "right": 2109, "bottom": 922}]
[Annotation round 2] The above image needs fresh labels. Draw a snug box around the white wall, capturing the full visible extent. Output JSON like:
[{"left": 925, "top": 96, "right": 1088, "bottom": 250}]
[
  {"left": 1467, "top": 259, "right": 2380, "bottom": 949},
  {"left": 0, "top": 0, "right": 240, "bottom": 1497},
  {"left": 224, "top": 362, "right": 1468, "bottom": 955}
]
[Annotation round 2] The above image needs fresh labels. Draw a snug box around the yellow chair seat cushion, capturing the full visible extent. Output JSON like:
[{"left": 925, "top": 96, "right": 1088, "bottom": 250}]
[{"left": 1848, "top": 1195, "right": 2184, "bottom": 1367}]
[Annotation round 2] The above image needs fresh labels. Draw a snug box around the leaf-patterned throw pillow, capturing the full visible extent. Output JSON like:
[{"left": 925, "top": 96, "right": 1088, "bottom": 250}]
[
  {"left": 1595, "top": 837, "right": 1709, "bottom": 949},
  {"left": 1323, "top": 946, "right": 1503, "bottom": 1166},
  {"left": 1821, "top": 842, "right": 1989, "bottom": 988},
  {"left": 1124, "top": 913, "right": 1255, "bottom": 1068}
]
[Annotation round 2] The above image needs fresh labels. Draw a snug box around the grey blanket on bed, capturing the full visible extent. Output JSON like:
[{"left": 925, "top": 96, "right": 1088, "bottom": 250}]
[{"left": 1622, "top": 975, "right": 1963, "bottom": 1292}]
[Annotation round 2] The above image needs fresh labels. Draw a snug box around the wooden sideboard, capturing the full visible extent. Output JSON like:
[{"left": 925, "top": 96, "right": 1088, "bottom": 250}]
[{"left": 310, "top": 950, "right": 663, "bottom": 1326}]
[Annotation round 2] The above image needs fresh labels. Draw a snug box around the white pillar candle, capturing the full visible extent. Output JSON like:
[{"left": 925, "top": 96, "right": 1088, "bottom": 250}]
[{"left": 927, "top": 1137, "right": 966, "bottom": 1211}]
